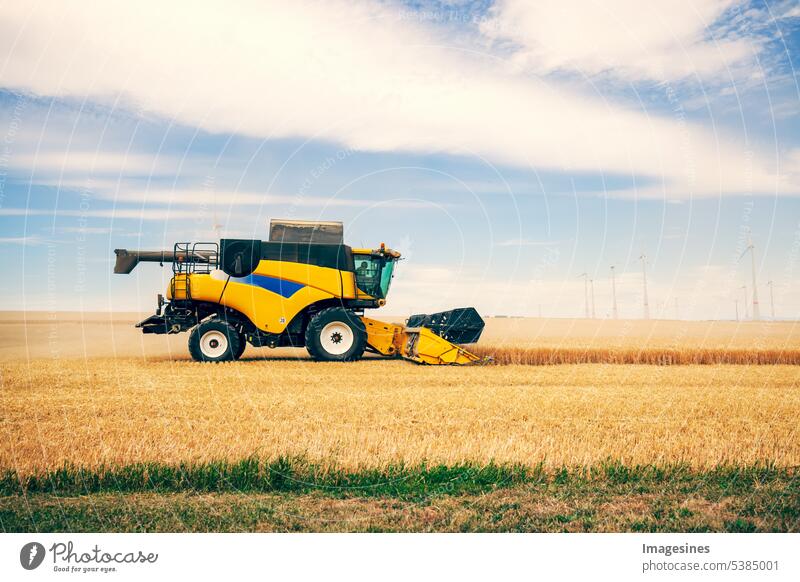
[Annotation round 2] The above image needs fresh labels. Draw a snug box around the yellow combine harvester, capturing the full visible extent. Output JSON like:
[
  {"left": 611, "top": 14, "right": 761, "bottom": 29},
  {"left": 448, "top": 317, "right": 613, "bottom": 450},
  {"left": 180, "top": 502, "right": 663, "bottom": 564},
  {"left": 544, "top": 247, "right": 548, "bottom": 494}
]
[{"left": 114, "top": 219, "right": 484, "bottom": 364}]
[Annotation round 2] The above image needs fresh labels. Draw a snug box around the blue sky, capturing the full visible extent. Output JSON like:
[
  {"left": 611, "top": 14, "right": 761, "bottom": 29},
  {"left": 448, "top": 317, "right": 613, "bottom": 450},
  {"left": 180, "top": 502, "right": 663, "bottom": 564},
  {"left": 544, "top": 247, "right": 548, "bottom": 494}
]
[{"left": 0, "top": 0, "right": 798, "bottom": 319}]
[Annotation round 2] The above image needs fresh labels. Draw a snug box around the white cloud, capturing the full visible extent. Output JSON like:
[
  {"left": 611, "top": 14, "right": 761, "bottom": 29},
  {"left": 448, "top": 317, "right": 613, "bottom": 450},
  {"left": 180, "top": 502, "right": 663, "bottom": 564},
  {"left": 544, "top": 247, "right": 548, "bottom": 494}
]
[
  {"left": 95, "top": 187, "right": 434, "bottom": 209},
  {"left": 56, "top": 226, "right": 113, "bottom": 235},
  {"left": 0, "top": 235, "right": 53, "bottom": 246},
  {"left": 0, "top": 0, "right": 795, "bottom": 201},
  {"left": 34, "top": 179, "right": 436, "bottom": 209},
  {"left": 495, "top": 238, "right": 560, "bottom": 247},
  {"left": 780, "top": 4, "right": 800, "bottom": 19},
  {"left": 0, "top": 207, "right": 214, "bottom": 221},
  {"left": 481, "top": 0, "right": 754, "bottom": 83},
  {"left": 10, "top": 151, "right": 174, "bottom": 176}
]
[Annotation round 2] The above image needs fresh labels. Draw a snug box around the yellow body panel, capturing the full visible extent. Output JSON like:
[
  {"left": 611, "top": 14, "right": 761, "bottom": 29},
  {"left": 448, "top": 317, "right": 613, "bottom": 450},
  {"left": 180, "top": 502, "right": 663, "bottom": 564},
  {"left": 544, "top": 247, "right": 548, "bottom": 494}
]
[
  {"left": 361, "top": 316, "right": 405, "bottom": 357},
  {"left": 167, "top": 260, "right": 358, "bottom": 333}
]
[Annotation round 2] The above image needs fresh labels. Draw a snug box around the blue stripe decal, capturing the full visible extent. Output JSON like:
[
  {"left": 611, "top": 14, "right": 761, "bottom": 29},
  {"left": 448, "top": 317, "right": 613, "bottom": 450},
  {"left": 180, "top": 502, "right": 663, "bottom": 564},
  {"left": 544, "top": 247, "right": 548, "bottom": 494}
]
[{"left": 233, "top": 274, "right": 305, "bottom": 298}]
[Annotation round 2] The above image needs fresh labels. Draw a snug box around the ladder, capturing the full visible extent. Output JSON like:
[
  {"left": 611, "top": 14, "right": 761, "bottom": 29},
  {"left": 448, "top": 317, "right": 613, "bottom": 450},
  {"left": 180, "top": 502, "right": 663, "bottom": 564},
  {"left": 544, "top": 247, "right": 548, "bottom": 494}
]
[{"left": 170, "top": 242, "right": 219, "bottom": 300}]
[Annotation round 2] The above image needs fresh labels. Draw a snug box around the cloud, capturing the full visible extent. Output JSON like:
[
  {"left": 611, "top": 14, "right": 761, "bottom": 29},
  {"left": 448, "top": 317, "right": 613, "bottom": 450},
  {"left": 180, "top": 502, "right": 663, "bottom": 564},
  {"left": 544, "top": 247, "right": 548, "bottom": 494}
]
[
  {"left": 34, "top": 179, "right": 436, "bottom": 208},
  {"left": 0, "top": 0, "right": 796, "bottom": 201},
  {"left": 780, "top": 4, "right": 800, "bottom": 18},
  {"left": 96, "top": 187, "right": 435, "bottom": 209},
  {"left": 0, "top": 235, "right": 53, "bottom": 246},
  {"left": 56, "top": 226, "right": 113, "bottom": 235},
  {"left": 495, "top": 238, "right": 560, "bottom": 247},
  {"left": 481, "top": 0, "right": 755, "bottom": 83},
  {"left": 0, "top": 207, "right": 213, "bottom": 221},
  {"left": 10, "top": 151, "right": 174, "bottom": 177}
]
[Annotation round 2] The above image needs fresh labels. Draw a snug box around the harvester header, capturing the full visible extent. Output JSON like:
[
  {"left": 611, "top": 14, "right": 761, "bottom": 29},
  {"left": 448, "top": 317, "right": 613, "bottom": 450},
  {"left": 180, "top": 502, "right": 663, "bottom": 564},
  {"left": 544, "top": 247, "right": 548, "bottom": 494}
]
[{"left": 114, "top": 219, "right": 484, "bottom": 364}]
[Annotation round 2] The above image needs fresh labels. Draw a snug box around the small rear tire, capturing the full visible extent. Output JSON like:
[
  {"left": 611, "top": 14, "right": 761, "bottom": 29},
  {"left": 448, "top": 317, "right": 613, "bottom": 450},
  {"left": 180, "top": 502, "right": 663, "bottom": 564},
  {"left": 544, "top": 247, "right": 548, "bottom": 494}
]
[
  {"left": 235, "top": 332, "right": 247, "bottom": 360},
  {"left": 189, "top": 319, "right": 241, "bottom": 362},
  {"left": 305, "top": 308, "right": 366, "bottom": 362}
]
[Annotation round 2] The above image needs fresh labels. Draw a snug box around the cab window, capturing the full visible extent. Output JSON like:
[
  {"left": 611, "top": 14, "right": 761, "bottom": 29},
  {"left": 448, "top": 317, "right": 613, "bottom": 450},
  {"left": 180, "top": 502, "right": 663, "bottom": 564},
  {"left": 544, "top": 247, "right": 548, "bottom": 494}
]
[{"left": 354, "top": 255, "right": 383, "bottom": 297}]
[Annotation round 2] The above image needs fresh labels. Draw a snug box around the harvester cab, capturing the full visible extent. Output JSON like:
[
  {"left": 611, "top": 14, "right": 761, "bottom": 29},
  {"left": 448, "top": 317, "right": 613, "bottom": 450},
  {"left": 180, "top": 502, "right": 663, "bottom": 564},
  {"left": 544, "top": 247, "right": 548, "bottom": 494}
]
[{"left": 114, "top": 219, "right": 484, "bottom": 364}]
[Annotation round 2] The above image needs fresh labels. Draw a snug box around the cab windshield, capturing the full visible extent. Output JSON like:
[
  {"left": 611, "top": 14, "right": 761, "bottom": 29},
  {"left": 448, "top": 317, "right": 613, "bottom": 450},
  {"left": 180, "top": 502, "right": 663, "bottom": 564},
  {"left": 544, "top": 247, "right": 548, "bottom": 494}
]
[{"left": 354, "top": 255, "right": 396, "bottom": 299}]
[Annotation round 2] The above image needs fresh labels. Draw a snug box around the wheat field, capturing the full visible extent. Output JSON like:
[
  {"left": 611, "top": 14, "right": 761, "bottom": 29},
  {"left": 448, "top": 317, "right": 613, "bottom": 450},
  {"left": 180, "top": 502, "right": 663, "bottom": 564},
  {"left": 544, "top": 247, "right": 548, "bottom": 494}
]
[
  {"left": 1, "top": 313, "right": 799, "bottom": 477},
  {"left": 2, "top": 312, "right": 798, "bottom": 364},
  {"left": 2, "top": 358, "right": 798, "bottom": 475},
  {"left": 3, "top": 313, "right": 798, "bottom": 532}
]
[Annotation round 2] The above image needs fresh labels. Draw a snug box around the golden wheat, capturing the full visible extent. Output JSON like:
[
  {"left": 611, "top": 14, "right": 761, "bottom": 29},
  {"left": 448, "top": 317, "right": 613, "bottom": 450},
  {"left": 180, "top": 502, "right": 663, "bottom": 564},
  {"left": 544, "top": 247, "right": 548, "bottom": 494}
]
[
  {"left": 2, "top": 358, "right": 798, "bottom": 475},
  {"left": 2, "top": 313, "right": 798, "bottom": 361},
  {"left": 473, "top": 345, "right": 800, "bottom": 365}
]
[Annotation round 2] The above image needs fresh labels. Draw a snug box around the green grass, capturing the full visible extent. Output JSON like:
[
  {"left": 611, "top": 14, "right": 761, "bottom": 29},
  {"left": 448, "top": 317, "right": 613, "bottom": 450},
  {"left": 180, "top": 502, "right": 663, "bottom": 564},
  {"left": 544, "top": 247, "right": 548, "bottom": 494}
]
[{"left": 1, "top": 459, "right": 798, "bottom": 532}]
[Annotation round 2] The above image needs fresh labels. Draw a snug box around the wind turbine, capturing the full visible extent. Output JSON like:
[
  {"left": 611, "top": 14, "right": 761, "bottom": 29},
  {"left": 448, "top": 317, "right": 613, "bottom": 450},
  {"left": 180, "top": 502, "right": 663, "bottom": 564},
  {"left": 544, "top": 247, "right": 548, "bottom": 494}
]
[
  {"left": 767, "top": 280, "right": 775, "bottom": 319},
  {"left": 590, "top": 278, "right": 596, "bottom": 319},
  {"left": 739, "top": 233, "right": 760, "bottom": 321},
  {"left": 740, "top": 285, "right": 749, "bottom": 320},
  {"left": 610, "top": 265, "right": 619, "bottom": 319},
  {"left": 578, "top": 273, "right": 589, "bottom": 318},
  {"left": 734, "top": 298, "right": 739, "bottom": 321},
  {"left": 639, "top": 254, "right": 650, "bottom": 320}
]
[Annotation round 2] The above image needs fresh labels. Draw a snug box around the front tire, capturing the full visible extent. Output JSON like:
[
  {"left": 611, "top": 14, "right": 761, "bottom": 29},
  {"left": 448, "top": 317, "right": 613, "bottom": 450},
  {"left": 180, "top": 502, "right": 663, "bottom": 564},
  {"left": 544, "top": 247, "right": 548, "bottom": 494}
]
[
  {"left": 305, "top": 308, "right": 366, "bottom": 362},
  {"left": 189, "top": 319, "right": 241, "bottom": 362}
]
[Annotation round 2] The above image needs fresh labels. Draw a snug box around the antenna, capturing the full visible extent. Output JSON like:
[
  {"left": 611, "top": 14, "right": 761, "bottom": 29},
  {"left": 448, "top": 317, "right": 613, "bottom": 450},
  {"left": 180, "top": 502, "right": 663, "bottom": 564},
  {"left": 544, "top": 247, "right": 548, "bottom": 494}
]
[
  {"left": 740, "top": 285, "right": 748, "bottom": 320},
  {"left": 578, "top": 273, "right": 589, "bottom": 318},
  {"left": 739, "top": 232, "right": 760, "bottom": 321},
  {"left": 767, "top": 280, "right": 775, "bottom": 319},
  {"left": 639, "top": 254, "right": 650, "bottom": 320},
  {"left": 590, "top": 278, "right": 596, "bottom": 319},
  {"left": 610, "top": 265, "right": 618, "bottom": 319}
]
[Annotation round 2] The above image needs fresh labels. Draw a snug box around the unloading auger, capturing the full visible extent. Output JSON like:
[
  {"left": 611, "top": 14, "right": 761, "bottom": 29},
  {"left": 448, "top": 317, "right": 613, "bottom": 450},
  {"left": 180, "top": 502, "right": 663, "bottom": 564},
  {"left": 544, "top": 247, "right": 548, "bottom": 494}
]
[{"left": 114, "top": 219, "right": 485, "bottom": 364}]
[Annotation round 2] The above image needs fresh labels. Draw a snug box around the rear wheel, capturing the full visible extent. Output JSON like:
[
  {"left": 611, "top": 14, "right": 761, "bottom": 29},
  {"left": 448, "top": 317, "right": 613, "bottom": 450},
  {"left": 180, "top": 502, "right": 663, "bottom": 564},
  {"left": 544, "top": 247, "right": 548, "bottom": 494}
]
[
  {"left": 235, "top": 332, "right": 247, "bottom": 359},
  {"left": 189, "top": 319, "right": 241, "bottom": 362},
  {"left": 305, "top": 308, "right": 366, "bottom": 362}
]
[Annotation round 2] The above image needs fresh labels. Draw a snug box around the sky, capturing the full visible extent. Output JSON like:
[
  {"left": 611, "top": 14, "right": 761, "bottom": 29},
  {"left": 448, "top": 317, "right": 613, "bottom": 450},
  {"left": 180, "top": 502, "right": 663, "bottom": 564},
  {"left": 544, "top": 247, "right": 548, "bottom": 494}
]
[{"left": 0, "top": 0, "right": 798, "bottom": 319}]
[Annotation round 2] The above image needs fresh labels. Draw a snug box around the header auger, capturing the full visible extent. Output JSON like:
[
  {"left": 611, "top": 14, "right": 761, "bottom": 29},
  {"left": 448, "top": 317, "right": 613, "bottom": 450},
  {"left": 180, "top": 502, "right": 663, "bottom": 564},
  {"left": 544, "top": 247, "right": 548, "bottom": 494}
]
[{"left": 114, "top": 219, "right": 485, "bottom": 364}]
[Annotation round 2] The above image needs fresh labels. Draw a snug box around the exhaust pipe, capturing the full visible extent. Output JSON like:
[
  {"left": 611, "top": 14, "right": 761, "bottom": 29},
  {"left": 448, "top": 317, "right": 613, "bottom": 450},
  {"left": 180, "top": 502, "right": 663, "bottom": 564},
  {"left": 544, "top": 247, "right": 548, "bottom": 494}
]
[{"left": 113, "top": 249, "right": 216, "bottom": 274}]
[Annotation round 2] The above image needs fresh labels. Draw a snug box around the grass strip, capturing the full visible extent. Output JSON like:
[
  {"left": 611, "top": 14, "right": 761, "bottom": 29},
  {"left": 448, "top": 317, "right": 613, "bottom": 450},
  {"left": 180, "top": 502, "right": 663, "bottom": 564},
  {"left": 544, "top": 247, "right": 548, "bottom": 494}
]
[{"left": 1, "top": 458, "right": 797, "bottom": 499}]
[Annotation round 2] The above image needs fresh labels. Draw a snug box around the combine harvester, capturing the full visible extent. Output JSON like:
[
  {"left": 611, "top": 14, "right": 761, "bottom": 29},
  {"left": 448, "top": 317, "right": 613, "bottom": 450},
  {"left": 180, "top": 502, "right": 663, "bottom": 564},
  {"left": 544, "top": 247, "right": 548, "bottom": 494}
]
[{"left": 114, "top": 219, "right": 485, "bottom": 364}]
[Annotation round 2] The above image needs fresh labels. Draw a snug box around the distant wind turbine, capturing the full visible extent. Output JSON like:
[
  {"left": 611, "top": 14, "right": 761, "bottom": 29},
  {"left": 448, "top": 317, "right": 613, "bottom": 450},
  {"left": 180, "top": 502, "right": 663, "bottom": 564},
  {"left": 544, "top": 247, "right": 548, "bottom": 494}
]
[
  {"left": 639, "top": 254, "right": 650, "bottom": 320},
  {"left": 734, "top": 298, "right": 739, "bottom": 322},
  {"left": 610, "top": 265, "right": 619, "bottom": 319},
  {"left": 739, "top": 233, "right": 760, "bottom": 321},
  {"left": 590, "top": 278, "right": 596, "bottom": 319},
  {"left": 767, "top": 280, "right": 775, "bottom": 319},
  {"left": 740, "top": 285, "right": 749, "bottom": 320},
  {"left": 578, "top": 273, "right": 589, "bottom": 318}
]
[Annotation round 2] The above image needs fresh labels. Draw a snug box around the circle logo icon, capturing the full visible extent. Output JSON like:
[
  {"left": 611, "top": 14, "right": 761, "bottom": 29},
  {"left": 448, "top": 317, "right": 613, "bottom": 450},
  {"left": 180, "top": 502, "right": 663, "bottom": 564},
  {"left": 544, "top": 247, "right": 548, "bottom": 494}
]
[{"left": 20, "top": 542, "right": 46, "bottom": 570}]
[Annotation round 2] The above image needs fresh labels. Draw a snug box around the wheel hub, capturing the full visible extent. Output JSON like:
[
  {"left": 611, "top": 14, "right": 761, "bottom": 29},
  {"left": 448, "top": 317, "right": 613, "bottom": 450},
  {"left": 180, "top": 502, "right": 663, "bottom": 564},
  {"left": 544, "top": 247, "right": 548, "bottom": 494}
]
[
  {"left": 200, "top": 330, "right": 228, "bottom": 358},
  {"left": 320, "top": 321, "right": 354, "bottom": 355}
]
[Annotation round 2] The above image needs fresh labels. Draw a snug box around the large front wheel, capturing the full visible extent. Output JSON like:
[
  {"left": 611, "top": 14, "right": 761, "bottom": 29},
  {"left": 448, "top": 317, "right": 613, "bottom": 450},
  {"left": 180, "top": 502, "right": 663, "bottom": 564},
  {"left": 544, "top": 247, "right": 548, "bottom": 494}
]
[
  {"left": 305, "top": 308, "right": 366, "bottom": 362},
  {"left": 188, "top": 319, "right": 242, "bottom": 362}
]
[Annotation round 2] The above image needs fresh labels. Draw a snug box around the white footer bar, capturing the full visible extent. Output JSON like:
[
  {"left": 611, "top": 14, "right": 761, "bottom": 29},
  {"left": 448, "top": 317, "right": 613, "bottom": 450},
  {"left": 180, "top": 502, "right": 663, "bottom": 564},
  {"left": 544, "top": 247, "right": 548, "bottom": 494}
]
[{"left": 2, "top": 533, "right": 797, "bottom": 581}]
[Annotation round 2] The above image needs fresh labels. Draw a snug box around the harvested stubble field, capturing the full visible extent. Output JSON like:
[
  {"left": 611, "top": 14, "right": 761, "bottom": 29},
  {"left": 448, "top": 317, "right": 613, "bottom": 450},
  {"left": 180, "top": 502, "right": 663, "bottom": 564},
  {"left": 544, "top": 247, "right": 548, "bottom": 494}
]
[{"left": 1, "top": 312, "right": 799, "bottom": 532}]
